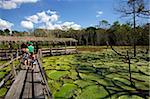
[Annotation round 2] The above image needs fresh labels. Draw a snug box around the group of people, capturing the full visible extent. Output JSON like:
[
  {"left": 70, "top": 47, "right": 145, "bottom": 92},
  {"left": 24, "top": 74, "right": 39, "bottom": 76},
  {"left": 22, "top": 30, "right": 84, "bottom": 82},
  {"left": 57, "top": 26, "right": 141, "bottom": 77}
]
[{"left": 21, "top": 42, "right": 36, "bottom": 70}]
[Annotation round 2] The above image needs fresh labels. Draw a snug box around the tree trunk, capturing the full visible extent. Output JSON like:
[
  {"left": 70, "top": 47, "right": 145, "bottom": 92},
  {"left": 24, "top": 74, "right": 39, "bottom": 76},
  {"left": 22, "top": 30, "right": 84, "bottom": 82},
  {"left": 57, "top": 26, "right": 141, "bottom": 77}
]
[{"left": 133, "top": 0, "right": 136, "bottom": 57}]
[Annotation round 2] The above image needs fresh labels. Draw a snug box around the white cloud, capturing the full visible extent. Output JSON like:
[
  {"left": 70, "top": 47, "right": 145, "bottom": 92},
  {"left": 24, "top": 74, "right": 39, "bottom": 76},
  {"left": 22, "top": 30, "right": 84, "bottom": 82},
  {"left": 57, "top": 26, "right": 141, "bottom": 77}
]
[
  {"left": 21, "top": 21, "right": 33, "bottom": 29},
  {"left": 71, "top": 24, "right": 81, "bottom": 30},
  {"left": 0, "top": 18, "right": 14, "bottom": 30},
  {"left": 61, "top": 22, "right": 81, "bottom": 30},
  {"left": 26, "top": 15, "right": 39, "bottom": 23},
  {"left": 96, "top": 11, "right": 103, "bottom": 17},
  {"left": 0, "top": 1, "right": 17, "bottom": 10},
  {"left": 0, "top": 0, "right": 39, "bottom": 9},
  {"left": 45, "top": 22, "right": 55, "bottom": 30},
  {"left": 53, "top": 24, "right": 62, "bottom": 30},
  {"left": 13, "top": 0, "right": 39, "bottom": 3},
  {"left": 37, "top": 11, "right": 51, "bottom": 23},
  {"left": 62, "top": 22, "right": 74, "bottom": 26},
  {"left": 21, "top": 10, "right": 81, "bottom": 30},
  {"left": 50, "top": 14, "right": 59, "bottom": 22},
  {"left": 36, "top": 11, "right": 59, "bottom": 23}
]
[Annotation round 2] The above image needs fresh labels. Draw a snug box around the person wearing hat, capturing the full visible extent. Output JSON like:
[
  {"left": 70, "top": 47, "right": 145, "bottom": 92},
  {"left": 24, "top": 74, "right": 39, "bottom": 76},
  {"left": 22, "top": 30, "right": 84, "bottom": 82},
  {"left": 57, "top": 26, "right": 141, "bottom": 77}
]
[{"left": 27, "top": 42, "right": 34, "bottom": 54}]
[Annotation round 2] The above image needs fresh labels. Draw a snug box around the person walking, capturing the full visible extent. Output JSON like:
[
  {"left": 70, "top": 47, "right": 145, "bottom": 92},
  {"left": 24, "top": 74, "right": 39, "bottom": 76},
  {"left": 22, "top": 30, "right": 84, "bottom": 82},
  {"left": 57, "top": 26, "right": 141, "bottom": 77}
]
[
  {"left": 21, "top": 43, "right": 29, "bottom": 69},
  {"left": 27, "top": 42, "right": 36, "bottom": 70}
]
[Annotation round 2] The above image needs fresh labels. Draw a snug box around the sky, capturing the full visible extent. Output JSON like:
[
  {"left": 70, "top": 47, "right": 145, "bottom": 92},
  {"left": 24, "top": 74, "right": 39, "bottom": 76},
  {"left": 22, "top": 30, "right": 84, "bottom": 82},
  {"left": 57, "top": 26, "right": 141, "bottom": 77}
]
[{"left": 0, "top": 0, "right": 148, "bottom": 31}]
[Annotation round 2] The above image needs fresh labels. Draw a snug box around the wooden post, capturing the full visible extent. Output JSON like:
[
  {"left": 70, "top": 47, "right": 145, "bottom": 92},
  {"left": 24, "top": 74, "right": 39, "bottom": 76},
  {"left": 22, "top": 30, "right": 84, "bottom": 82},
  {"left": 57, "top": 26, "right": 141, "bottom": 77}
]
[
  {"left": 69, "top": 41, "right": 72, "bottom": 46},
  {"left": 127, "top": 51, "right": 132, "bottom": 86},
  {"left": 39, "top": 49, "right": 42, "bottom": 59},
  {"left": 64, "top": 42, "right": 67, "bottom": 54},
  {"left": 36, "top": 42, "right": 39, "bottom": 53},
  {"left": 75, "top": 42, "right": 78, "bottom": 53},
  {"left": 50, "top": 45, "right": 52, "bottom": 56},
  {"left": 48, "top": 42, "right": 52, "bottom": 56},
  {"left": 16, "top": 49, "right": 19, "bottom": 58},
  {"left": 10, "top": 53, "right": 16, "bottom": 76}
]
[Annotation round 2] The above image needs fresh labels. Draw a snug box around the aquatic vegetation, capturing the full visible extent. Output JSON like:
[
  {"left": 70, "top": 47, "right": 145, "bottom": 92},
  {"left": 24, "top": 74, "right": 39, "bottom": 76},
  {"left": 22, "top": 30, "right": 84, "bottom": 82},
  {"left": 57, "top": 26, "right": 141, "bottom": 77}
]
[{"left": 42, "top": 47, "right": 149, "bottom": 98}]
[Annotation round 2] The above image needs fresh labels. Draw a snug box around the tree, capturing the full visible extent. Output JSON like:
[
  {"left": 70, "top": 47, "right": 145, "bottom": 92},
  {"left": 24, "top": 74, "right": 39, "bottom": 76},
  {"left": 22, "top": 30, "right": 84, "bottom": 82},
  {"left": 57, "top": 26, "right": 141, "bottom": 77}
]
[
  {"left": 4, "top": 29, "right": 10, "bottom": 36},
  {"left": 12, "top": 30, "right": 21, "bottom": 36},
  {"left": 0, "top": 30, "right": 4, "bottom": 35},
  {"left": 99, "top": 20, "right": 110, "bottom": 29},
  {"left": 116, "top": 0, "right": 150, "bottom": 56},
  {"left": 86, "top": 27, "right": 97, "bottom": 45}
]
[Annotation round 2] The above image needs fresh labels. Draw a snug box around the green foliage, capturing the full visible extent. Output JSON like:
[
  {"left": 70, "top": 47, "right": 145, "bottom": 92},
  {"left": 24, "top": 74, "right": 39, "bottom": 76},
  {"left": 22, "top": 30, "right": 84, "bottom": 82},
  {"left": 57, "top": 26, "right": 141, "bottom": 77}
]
[
  {"left": 47, "top": 70, "right": 69, "bottom": 80},
  {"left": 0, "top": 72, "right": 6, "bottom": 79},
  {"left": 0, "top": 20, "right": 149, "bottom": 46},
  {"left": 0, "top": 88, "right": 7, "bottom": 96},
  {"left": 54, "top": 83, "right": 77, "bottom": 98},
  {"left": 118, "top": 95, "right": 142, "bottom": 99},
  {"left": 42, "top": 46, "right": 149, "bottom": 99},
  {"left": 76, "top": 85, "right": 108, "bottom": 99},
  {"left": 74, "top": 80, "right": 95, "bottom": 88}
]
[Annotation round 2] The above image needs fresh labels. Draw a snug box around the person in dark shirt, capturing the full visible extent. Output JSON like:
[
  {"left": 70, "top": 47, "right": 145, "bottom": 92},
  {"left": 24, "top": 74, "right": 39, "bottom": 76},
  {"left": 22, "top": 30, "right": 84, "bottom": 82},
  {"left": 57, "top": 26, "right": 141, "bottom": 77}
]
[
  {"left": 21, "top": 43, "right": 28, "bottom": 54},
  {"left": 21, "top": 43, "right": 27, "bottom": 48},
  {"left": 21, "top": 43, "right": 29, "bottom": 68}
]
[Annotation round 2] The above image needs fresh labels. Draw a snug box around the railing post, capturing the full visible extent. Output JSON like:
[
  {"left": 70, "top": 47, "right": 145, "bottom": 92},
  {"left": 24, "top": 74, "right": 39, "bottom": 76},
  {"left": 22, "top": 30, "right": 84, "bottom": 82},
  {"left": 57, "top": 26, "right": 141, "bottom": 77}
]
[
  {"left": 75, "top": 42, "right": 78, "bottom": 53},
  {"left": 39, "top": 49, "right": 42, "bottom": 59},
  {"left": 10, "top": 53, "right": 16, "bottom": 77},
  {"left": 50, "top": 46, "right": 52, "bottom": 56},
  {"left": 64, "top": 42, "right": 67, "bottom": 54},
  {"left": 70, "top": 41, "right": 72, "bottom": 46},
  {"left": 16, "top": 49, "right": 19, "bottom": 58},
  {"left": 48, "top": 42, "right": 52, "bottom": 56}
]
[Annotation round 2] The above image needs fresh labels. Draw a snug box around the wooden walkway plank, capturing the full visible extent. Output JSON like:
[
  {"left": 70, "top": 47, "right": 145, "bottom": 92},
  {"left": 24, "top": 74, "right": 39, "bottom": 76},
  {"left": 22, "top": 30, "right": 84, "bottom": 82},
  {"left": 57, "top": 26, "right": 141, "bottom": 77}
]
[
  {"left": 5, "top": 70, "right": 27, "bottom": 99},
  {"left": 37, "top": 58, "right": 53, "bottom": 98},
  {"left": 4, "top": 52, "right": 55, "bottom": 99},
  {"left": 34, "top": 63, "right": 45, "bottom": 98},
  {"left": 22, "top": 69, "right": 32, "bottom": 99}
]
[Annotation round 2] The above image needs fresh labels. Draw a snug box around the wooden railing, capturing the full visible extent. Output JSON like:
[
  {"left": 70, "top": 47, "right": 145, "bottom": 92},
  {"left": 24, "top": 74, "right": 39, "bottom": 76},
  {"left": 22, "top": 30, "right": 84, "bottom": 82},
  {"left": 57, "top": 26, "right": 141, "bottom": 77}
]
[
  {"left": 0, "top": 46, "right": 78, "bottom": 98},
  {"left": 41, "top": 46, "right": 78, "bottom": 57},
  {"left": 0, "top": 56, "right": 20, "bottom": 89},
  {"left": 0, "top": 49, "right": 19, "bottom": 60},
  {"left": 37, "top": 51, "right": 53, "bottom": 98}
]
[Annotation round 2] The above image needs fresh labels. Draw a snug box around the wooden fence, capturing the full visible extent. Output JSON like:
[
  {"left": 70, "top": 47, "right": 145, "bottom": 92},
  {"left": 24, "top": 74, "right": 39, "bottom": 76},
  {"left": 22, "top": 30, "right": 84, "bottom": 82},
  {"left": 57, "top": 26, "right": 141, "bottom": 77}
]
[
  {"left": 0, "top": 49, "right": 19, "bottom": 60},
  {"left": 0, "top": 46, "right": 78, "bottom": 60},
  {"left": 41, "top": 46, "right": 78, "bottom": 57}
]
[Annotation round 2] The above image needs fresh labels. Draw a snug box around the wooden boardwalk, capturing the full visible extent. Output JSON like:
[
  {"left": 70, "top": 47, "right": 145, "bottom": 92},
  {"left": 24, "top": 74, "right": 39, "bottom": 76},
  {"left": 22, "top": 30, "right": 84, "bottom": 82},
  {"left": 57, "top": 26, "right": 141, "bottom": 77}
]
[
  {"left": 0, "top": 47, "right": 78, "bottom": 99},
  {"left": 4, "top": 59, "right": 52, "bottom": 99}
]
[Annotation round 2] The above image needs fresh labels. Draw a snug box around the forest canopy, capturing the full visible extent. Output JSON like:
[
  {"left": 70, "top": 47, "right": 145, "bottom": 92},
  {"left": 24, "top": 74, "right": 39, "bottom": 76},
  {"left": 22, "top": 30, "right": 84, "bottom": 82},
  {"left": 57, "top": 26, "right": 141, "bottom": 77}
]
[{"left": 0, "top": 21, "right": 149, "bottom": 46}]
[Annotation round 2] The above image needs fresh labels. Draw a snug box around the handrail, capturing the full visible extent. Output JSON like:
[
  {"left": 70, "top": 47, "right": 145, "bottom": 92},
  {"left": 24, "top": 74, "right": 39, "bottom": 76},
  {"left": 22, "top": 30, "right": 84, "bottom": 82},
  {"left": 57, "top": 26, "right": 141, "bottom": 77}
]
[
  {"left": 36, "top": 52, "right": 53, "bottom": 99},
  {"left": 0, "top": 56, "right": 21, "bottom": 89},
  {"left": 0, "top": 56, "right": 20, "bottom": 69},
  {"left": 41, "top": 47, "right": 76, "bottom": 51},
  {"left": 0, "top": 73, "right": 12, "bottom": 88}
]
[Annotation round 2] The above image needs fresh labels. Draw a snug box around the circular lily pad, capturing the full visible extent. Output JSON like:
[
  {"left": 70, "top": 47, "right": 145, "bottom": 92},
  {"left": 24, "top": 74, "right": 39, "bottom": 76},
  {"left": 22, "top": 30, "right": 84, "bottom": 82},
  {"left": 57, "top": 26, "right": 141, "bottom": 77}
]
[
  {"left": 54, "top": 83, "right": 77, "bottom": 98},
  {"left": 47, "top": 70, "right": 69, "bottom": 80}
]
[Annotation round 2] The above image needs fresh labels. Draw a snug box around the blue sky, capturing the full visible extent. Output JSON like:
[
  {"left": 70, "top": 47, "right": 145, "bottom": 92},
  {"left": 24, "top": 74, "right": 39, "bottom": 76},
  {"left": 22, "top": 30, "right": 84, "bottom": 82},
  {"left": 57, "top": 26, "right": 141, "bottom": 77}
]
[{"left": 0, "top": 0, "right": 148, "bottom": 31}]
